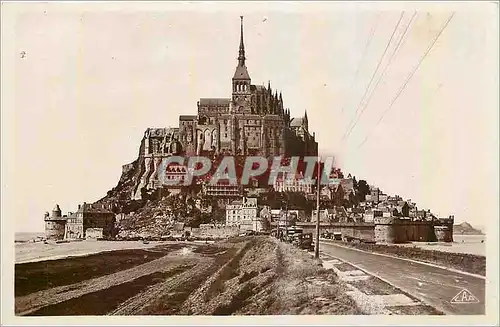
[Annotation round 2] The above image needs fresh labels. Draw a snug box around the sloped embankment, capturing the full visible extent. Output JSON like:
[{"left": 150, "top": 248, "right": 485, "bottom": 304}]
[{"left": 177, "top": 236, "right": 361, "bottom": 315}]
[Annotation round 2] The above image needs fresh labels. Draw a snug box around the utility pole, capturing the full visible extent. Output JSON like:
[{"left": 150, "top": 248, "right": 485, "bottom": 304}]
[
  {"left": 285, "top": 193, "right": 289, "bottom": 239},
  {"left": 314, "top": 156, "right": 321, "bottom": 259}
]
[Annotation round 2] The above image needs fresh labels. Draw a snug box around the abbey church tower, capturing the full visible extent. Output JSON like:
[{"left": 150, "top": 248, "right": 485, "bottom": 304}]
[
  {"left": 142, "top": 16, "right": 318, "bottom": 160},
  {"left": 232, "top": 16, "right": 252, "bottom": 115}
]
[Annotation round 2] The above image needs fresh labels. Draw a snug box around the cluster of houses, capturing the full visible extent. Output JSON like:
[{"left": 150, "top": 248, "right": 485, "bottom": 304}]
[
  {"left": 223, "top": 177, "right": 443, "bottom": 232},
  {"left": 225, "top": 196, "right": 309, "bottom": 232},
  {"left": 357, "top": 186, "right": 438, "bottom": 222},
  {"left": 46, "top": 167, "right": 445, "bottom": 239}
]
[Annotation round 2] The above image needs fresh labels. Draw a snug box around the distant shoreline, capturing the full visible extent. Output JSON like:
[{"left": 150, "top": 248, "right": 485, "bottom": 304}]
[
  {"left": 15, "top": 232, "right": 45, "bottom": 243},
  {"left": 453, "top": 231, "right": 485, "bottom": 236}
]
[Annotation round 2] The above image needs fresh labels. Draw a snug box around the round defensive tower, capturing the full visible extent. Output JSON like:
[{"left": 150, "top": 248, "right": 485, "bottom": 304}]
[
  {"left": 374, "top": 217, "right": 397, "bottom": 243},
  {"left": 44, "top": 204, "right": 66, "bottom": 240},
  {"left": 52, "top": 204, "right": 62, "bottom": 218}
]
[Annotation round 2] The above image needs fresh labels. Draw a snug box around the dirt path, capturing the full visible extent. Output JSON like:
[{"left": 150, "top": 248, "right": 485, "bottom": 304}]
[{"left": 109, "top": 259, "right": 213, "bottom": 315}]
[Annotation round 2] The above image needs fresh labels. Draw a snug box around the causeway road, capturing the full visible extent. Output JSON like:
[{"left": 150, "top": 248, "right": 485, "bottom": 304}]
[{"left": 320, "top": 240, "right": 485, "bottom": 315}]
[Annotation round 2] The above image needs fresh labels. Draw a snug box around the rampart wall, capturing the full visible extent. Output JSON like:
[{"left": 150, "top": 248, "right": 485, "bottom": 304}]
[{"left": 274, "top": 218, "right": 454, "bottom": 244}]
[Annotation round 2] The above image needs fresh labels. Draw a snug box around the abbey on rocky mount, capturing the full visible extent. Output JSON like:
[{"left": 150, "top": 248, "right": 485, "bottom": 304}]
[{"left": 141, "top": 16, "right": 318, "bottom": 160}]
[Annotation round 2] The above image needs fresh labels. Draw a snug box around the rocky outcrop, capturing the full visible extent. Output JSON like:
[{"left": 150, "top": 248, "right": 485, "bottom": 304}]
[{"left": 453, "top": 222, "right": 484, "bottom": 235}]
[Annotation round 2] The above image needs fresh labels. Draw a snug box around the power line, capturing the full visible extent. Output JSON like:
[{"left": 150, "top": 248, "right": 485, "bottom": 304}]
[
  {"left": 357, "top": 82, "right": 444, "bottom": 149},
  {"left": 343, "top": 11, "right": 417, "bottom": 142},
  {"left": 356, "top": 13, "right": 455, "bottom": 150},
  {"left": 341, "top": 13, "right": 381, "bottom": 116},
  {"left": 342, "top": 11, "right": 406, "bottom": 141},
  {"left": 342, "top": 12, "right": 405, "bottom": 141}
]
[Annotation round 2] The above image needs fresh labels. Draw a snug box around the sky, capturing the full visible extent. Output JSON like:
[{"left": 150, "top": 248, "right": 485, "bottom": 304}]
[{"left": 2, "top": 2, "right": 498, "bottom": 233}]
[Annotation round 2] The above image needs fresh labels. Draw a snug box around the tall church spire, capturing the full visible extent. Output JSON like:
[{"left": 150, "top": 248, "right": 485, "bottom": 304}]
[
  {"left": 238, "top": 16, "right": 246, "bottom": 67},
  {"left": 303, "top": 109, "right": 309, "bottom": 130},
  {"left": 232, "top": 16, "right": 250, "bottom": 81}
]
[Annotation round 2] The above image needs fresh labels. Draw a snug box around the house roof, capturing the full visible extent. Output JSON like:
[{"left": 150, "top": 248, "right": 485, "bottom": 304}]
[
  {"left": 334, "top": 207, "right": 347, "bottom": 216},
  {"left": 290, "top": 117, "right": 304, "bottom": 127},
  {"left": 274, "top": 171, "right": 308, "bottom": 182},
  {"left": 173, "top": 222, "right": 185, "bottom": 231},
  {"left": 45, "top": 216, "right": 66, "bottom": 221},
  {"left": 199, "top": 98, "right": 230, "bottom": 106},
  {"left": 166, "top": 164, "right": 187, "bottom": 173},
  {"left": 260, "top": 207, "right": 270, "bottom": 216},
  {"left": 179, "top": 115, "right": 197, "bottom": 121},
  {"left": 331, "top": 184, "right": 344, "bottom": 192},
  {"left": 77, "top": 203, "right": 113, "bottom": 214},
  {"left": 306, "top": 194, "right": 316, "bottom": 201}
]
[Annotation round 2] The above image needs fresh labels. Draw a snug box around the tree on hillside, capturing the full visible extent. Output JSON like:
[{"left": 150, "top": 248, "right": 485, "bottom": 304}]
[
  {"left": 356, "top": 180, "right": 370, "bottom": 203},
  {"left": 260, "top": 215, "right": 271, "bottom": 231},
  {"left": 287, "top": 212, "right": 298, "bottom": 226},
  {"left": 343, "top": 198, "right": 353, "bottom": 209},
  {"left": 348, "top": 191, "right": 358, "bottom": 208},
  {"left": 320, "top": 197, "right": 333, "bottom": 209},
  {"left": 332, "top": 185, "right": 345, "bottom": 206},
  {"left": 264, "top": 191, "right": 285, "bottom": 209},
  {"left": 185, "top": 208, "right": 212, "bottom": 228},
  {"left": 401, "top": 202, "right": 410, "bottom": 217},
  {"left": 211, "top": 204, "right": 226, "bottom": 223}
]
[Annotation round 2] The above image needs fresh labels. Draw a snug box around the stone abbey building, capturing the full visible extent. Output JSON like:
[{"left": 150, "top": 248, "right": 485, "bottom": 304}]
[{"left": 140, "top": 17, "right": 318, "bottom": 159}]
